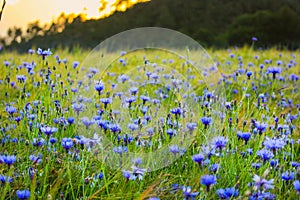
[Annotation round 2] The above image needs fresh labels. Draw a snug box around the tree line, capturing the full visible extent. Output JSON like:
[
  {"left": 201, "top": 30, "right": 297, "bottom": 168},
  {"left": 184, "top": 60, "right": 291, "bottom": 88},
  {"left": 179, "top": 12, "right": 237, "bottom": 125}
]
[{"left": 1, "top": 0, "right": 300, "bottom": 51}]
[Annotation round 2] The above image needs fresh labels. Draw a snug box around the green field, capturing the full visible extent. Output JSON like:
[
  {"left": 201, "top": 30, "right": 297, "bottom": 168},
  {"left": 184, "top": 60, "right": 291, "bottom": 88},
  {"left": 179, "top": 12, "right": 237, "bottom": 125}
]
[{"left": 0, "top": 46, "right": 299, "bottom": 199}]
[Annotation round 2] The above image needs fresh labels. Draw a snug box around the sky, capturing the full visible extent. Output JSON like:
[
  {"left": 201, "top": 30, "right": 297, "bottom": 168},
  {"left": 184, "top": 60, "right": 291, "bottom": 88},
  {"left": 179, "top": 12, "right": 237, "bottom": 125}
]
[{"left": 0, "top": 0, "right": 146, "bottom": 37}]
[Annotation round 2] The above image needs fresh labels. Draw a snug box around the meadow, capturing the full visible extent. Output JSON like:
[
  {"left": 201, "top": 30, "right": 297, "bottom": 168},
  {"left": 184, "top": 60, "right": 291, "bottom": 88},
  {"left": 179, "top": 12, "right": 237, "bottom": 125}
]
[{"left": 0, "top": 45, "right": 299, "bottom": 200}]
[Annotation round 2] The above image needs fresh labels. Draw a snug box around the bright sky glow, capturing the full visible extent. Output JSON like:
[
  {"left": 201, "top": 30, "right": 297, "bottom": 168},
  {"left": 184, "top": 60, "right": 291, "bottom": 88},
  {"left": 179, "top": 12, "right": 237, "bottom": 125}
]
[{"left": 0, "top": 0, "right": 149, "bottom": 36}]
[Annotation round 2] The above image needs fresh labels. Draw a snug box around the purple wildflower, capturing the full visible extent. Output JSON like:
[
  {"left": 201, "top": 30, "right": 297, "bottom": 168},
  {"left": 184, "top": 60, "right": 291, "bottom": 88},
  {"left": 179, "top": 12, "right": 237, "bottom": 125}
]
[
  {"left": 211, "top": 136, "right": 228, "bottom": 151},
  {"left": 281, "top": 171, "right": 295, "bottom": 181},
  {"left": 182, "top": 186, "right": 199, "bottom": 200},
  {"left": 201, "top": 117, "right": 212, "bottom": 128},
  {"left": 61, "top": 138, "right": 73, "bottom": 151},
  {"left": 237, "top": 131, "right": 251, "bottom": 144},
  {"left": 200, "top": 174, "right": 217, "bottom": 191},
  {"left": 40, "top": 126, "right": 58, "bottom": 136},
  {"left": 253, "top": 174, "right": 274, "bottom": 191},
  {"left": 294, "top": 180, "right": 300, "bottom": 193},
  {"left": 216, "top": 187, "right": 239, "bottom": 199},
  {"left": 192, "top": 153, "right": 205, "bottom": 165},
  {"left": 257, "top": 149, "right": 274, "bottom": 162}
]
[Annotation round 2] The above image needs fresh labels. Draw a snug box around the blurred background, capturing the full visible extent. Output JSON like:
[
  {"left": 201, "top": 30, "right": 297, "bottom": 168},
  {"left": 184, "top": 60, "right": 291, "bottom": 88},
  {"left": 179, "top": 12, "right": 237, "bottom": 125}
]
[{"left": 0, "top": 0, "right": 300, "bottom": 51}]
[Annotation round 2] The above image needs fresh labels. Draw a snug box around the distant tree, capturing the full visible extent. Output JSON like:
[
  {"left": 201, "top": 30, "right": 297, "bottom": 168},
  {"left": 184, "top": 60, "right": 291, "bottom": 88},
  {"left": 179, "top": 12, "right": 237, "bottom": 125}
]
[
  {"left": 26, "top": 21, "right": 43, "bottom": 39},
  {"left": 14, "top": 27, "right": 23, "bottom": 43}
]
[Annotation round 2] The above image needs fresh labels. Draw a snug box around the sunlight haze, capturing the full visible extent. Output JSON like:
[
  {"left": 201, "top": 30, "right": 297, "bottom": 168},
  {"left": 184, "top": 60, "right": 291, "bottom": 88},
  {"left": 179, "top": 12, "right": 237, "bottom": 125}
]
[{"left": 0, "top": 0, "right": 148, "bottom": 36}]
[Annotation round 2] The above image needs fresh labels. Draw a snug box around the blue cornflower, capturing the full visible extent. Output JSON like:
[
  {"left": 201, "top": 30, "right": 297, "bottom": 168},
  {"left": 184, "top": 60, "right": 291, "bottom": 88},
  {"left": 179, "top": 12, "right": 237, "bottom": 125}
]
[
  {"left": 29, "top": 154, "right": 42, "bottom": 164},
  {"left": 209, "top": 164, "right": 220, "bottom": 173},
  {"left": 81, "top": 117, "right": 95, "bottom": 129},
  {"left": 4, "top": 61, "right": 10, "bottom": 66},
  {"left": 14, "top": 116, "right": 22, "bottom": 123},
  {"left": 254, "top": 121, "right": 268, "bottom": 134},
  {"left": 28, "top": 49, "right": 35, "bottom": 54},
  {"left": 205, "top": 92, "right": 213, "bottom": 100},
  {"left": 108, "top": 123, "right": 122, "bottom": 133},
  {"left": 71, "top": 88, "right": 78, "bottom": 93},
  {"left": 237, "top": 131, "right": 251, "bottom": 144},
  {"left": 281, "top": 171, "right": 295, "bottom": 181},
  {"left": 225, "top": 102, "right": 231, "bottom": 110},
  {"left": 125, "top": 96, "right": 137, "bottom": 106},
  {"left": 129, "top": 87, "right": 138, "bottom": 95},
  {"left": 260, "top": 64, "right": 264, "bottom": 69},
  {"left": 186, "top": 122, "right": 197, "bottom": 132},
  {"left": 113, "top": 146, "right": 128, "bottom": 155},
  {"left": 165, "top": 129, "right": 174, "bottom": 138},
  {"left": 16, "top": 75, "right": 27, "bottom": 82},
  {"left": 238, "top": 68, "right": 245, "bottom": 75},
  {"left": 289, "top": 74, "right": 299, "bottom": 81},
  {"left": 211, "top": 136, "right": 228, "bottom": 150},
  {"left": 276, "top": 60, "right": 282, "bottom": 66},
  {"left": 73, "top": 61, "right": 80, "bottom": 68},
  {"left": 141, "top": 106, "right": 148, "bottom": 115},
  {"left": 252, "top": 37, "right": 258, "bottom": 42},
  {"left": 67, "top": 117, "right": 75, "bottom": 125},
  {"left": 6, "top": 105, "right": 17, "bottom": 115},
  {"left": 232, "top": 89, "right": 238, "bottom": 94},
  {"left": 132, "top": 158, "right": 142, "bottom": 166},
  {"left": 249, "top": 192, "right": 275, "bottom": 200},
  {"left": 0, "top": 155, "right": 16, "bottom": 166},
  {"left": 89, "top": 68, "right": 99, "bottom": 74},
  {"left": 269, "top": 159, "right": 279, "bottom": 168},
  {"left": 72, "top": 103, "right": 85, "bottom": 115},
  {"left": 169, "top": 145, "right": 180, "bottom": 155},
  {"left": 216, "top": 187, "right": 239, "bottom": 199},
  {"left": 117, "top": 134, "right": 133, "bottom": 144},
  {"left": 40, "top": 126, "right": 58, "bottom": 136},
  {"left": 252, "top": 163, "right": 262, "bottom": 169},
  {"left": 94, "top": 172, "right": 104, "bottom": 180},
  {"left": 94, "top": 82, "right": 104, "bottom": 94},
  {"left": 192, "top": 153, "right": 205, "bottom": 165},
  {"left": 201, "top": 117, "right": 212, "bottom": 128},
  {"left": 267, "top": 67, "right": 282, "bottom": 79},
  {"left": 16, "top": 190, "right": 30, "bottom": 200},
  {"left": 246, "top": 71, "right": 253, "bottom": 79},
  {"left": 97, "top": 120, "right": 109, "bottom": 131},
  {"left": 182, "top": 186, "right": 199, "bottom": 200},
  {"left": 32, "top": 138, "right": 46, "bottom": 147},
  {"left": 140, "top": 95, "right": 150, "bottom": 103},
  {"left": 294, "top": 180, "right": 300, "bottom": 193},
  {"left": 61, "top": 138, "right": 73, "bottom": 151},
  {"left": 253, "top": 174, "right": 274, "bottom": 191},
  {"left": 37, "top": 48, "right": 52, "bottom": 60},
  {"left": 150, "top": 73, "right": 159, "bottom": 81},
  {"left": 100, "top": 98, "right": 112, "bottom": 108},
  {"left": 200, "top": 174, "right": 217, "bottom": 191},
  {"left": 118, "top": 74, "right": 129, "bottom": 83},
  {"left": 131, "top": 166, "right": 147, "bottom": 180},
  {"left": 0, "top": 175, "right": 13, "bottom": 183},
  {"left": 263, "top": 137, "right": 285, "bottom": 152},
  {"left": 257, "top": 149, "right": 274, "bottom": 162},
  {"left": 170, "top": 107, "right": 183, "bottom": 116},
  {"left": 169, "top": 145, "right": 185, "bottom": 156},
  {"left": 122, "top": 170, "right": 132, "bottom": 180},
  {"left": 147, "top": 197, "right": 159, "bottom": 200},
  {"left": 49, "top": 137, "right": 58, "bottom": 144},
  {"left": 128, "top": 123, "right": 139, "bottom": 131}
]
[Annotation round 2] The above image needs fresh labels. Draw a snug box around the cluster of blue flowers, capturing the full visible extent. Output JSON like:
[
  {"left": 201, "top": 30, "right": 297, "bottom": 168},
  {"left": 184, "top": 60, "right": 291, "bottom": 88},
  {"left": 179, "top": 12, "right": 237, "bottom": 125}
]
[{"left": 0, "top": 46, "right": 299, "bottom": 199}]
